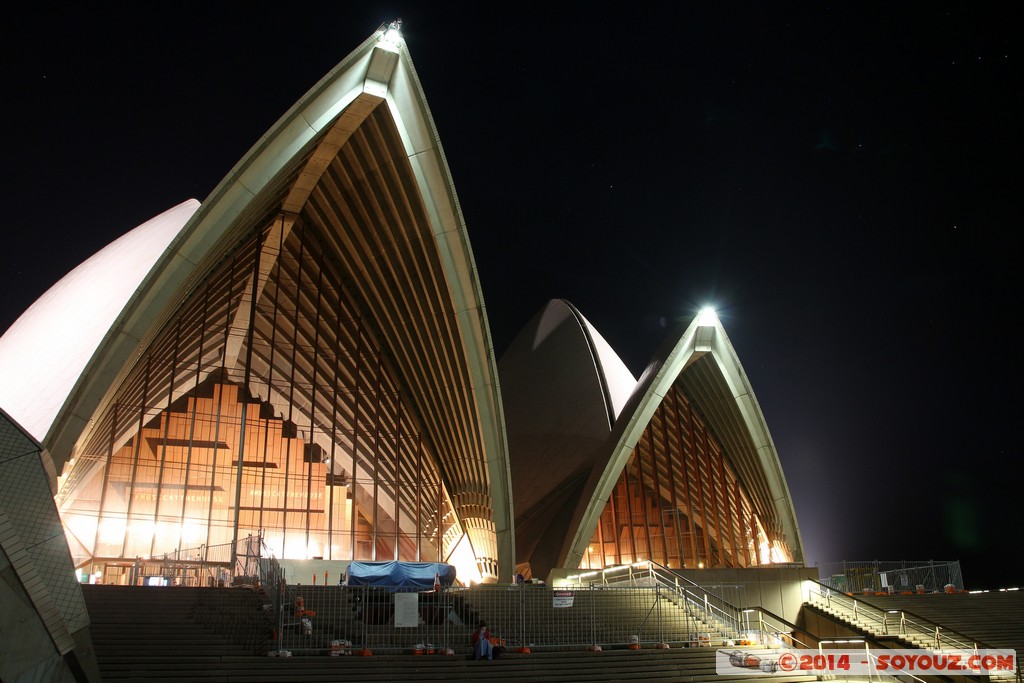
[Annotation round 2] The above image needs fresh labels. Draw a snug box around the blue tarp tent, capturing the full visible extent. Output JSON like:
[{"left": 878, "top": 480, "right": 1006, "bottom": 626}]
[{"left": 345, "top": 561, "right": 456, "bottom": 591}]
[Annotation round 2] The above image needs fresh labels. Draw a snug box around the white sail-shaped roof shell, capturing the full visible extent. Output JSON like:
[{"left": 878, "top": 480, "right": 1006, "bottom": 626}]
[
  {"left": 562, "top": 309, "right": 805, "bottom": 569},
  {"left": 0, "top": 26, "right": 513, "bottom": 579},
  {"left": 502, "top": 301, "right": 803, "bottom": 576},
  {"left": 0, "top": 201, "right": 199, "bottom": 443}
]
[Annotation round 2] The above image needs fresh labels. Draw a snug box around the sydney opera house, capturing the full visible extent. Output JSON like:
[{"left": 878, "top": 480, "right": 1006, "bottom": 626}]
[{"left": 0, "top": 22, "right": 802, "bottom": 681}]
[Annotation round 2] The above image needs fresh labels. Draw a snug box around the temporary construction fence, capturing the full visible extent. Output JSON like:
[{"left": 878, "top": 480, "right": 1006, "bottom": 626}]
[
  {"left": 126, "top": 533, "right": 264, "bottom": 587},
  {"left": 817, "top": 560, "right": 963, "bottom": 594},
  {"left": 261, "top": 583, "right": 804, "bottom": 656},
  {"left": 228, "top": 537, "right": 811, "bottom": 657}
]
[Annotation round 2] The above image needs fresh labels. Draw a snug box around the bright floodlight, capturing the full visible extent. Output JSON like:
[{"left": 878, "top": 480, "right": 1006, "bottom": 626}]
[
  {"left": 697, "top": 307, "right": 718, "bottom": 326},
  {"left": 381, "top": 18, "right": 403, "bottom": 46}
]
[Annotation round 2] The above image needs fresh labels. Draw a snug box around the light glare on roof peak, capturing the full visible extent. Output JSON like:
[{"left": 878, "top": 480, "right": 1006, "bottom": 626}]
[
  {"left": 697, "top": 307, "right": 718, "bottom": 326},
  {"left": 381, "top": 18, "right": 403, "bottom": 47}
]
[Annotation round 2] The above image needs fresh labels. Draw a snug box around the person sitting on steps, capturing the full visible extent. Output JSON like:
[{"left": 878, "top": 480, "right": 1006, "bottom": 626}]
[{"left": 472, "top": 622, "right": 492, "bottom": 660}]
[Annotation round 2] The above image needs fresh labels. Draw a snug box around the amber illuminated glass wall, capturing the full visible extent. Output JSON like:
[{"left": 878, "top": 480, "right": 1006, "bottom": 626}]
[
  {"left": 581, "top": 386, "right": 785, "bottom": 570},
  {"left": 57, "top": 218, "right": 464, "bottom": 569}
]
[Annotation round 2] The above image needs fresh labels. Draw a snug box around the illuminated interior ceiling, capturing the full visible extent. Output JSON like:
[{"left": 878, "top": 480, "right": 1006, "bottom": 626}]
[
  {"left": 1, "top": 25, "right": 512, "bottom": 579},
  {"left": 580, "top": 381, "right": 787, "bottom": 571},
  {"left": 562, "top": 309, "right": 804, "bottom": 570}
]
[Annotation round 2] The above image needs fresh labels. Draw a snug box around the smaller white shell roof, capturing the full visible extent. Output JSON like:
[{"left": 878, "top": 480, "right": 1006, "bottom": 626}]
[
  {"left": 0, "top": 200, "right": 199, "bottom": 441},
  {"left": 561, "top": 309, "right": 805, "bottom": 568}
]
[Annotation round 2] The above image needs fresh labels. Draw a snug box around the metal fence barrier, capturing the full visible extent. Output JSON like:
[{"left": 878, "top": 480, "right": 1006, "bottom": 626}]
[
  {"left": 817, "top": 560, "right": 963, "bottom": 593},
  {"left": 124, "top": 539, "right": 817, "bottom": 660},
  {"left": 267, "top": 583, "right": 791, "bottom": 656},
  {"left": 127, "top": 533, "right": 265, "bottom": 587}
]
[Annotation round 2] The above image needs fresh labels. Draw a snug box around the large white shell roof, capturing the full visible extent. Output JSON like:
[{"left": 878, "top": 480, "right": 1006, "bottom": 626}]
[{"left": 0, "top": 200, "right": 199, "bottom": 442}]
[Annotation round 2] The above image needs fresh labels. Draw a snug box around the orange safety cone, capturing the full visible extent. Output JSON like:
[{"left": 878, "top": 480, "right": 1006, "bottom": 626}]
[{"left": 433, "top": 572, "right": 441, "bottom": 592}]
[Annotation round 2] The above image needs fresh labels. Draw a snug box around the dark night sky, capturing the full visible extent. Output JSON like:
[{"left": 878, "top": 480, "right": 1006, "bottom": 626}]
[{"left": 3, "top": 4, "right": 1021, "bottom": 587}]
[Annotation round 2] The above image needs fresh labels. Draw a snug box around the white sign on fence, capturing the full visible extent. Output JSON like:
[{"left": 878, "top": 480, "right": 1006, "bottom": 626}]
[
  {"left": 552, "top": 589, "right": 574, "bottom": 608},
  {"left": 394, "top": 592, "right": 419, "bottom": 627}
]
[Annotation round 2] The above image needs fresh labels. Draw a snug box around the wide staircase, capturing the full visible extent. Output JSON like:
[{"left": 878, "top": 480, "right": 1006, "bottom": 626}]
[
  {"left": 83, "top": 583, "right": 820, "bottom": 682},
  {"left": 806, "top": 593, "right": 1024, "bottom": 663},
  {"left": 804, "top": 581, "right": 1022, "bottom": 682},
  {"left": 806, "top": 581, "right": 1024, "bottom": 649}
]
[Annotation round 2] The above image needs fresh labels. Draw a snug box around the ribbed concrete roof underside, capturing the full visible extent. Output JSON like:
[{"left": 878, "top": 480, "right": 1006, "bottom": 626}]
[
  {"left": 43, "top": 28, "right": 511, "bottom": 578},
  {"left": 301, "top": 104, "right": 492, "bottom": 525},
  {"left": 680, "top": 354, "right": 785, "bottom": 537}
]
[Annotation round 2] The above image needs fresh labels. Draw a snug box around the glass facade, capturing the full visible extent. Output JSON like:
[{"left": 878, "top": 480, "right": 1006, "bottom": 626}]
[
  {"left": 581, "top": 385, "right": 791, "bottom": 570},
  {"left": 57, "top": 217, "right": 464, "bottom": 571}
]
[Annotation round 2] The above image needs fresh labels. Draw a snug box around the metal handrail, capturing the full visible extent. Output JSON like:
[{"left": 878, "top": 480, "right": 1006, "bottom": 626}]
[
  {"left": 754, "top": 606, "right": 819, "bottom": 649},
  {"left": 637, "top": 561, "right": 815, "bottom": 647},
  {"left": 807, "top": 577, "right": 983, "bottom": 651},
  {"left": 647, "top": 565, "right": 746, "bottom": 639},
  {"left": 566, "top": 561, "right": 748, "bottom": 640}
]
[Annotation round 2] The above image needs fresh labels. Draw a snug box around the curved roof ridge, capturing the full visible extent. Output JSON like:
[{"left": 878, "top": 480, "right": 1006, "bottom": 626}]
[
  {"left": 560, "top": 309, "right": 804, "bottom": 569},
  {"left": 560, "top": 300, "right": 637, "bottom": 424}
]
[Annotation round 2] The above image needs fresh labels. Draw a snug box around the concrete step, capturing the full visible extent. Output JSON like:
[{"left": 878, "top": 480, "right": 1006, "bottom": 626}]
[
  {"left": 83, "top": 585, "right": 824, "bottom": 682},
  {"left": 94, "top": 649, "right": 821, "bottom": 683}
]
